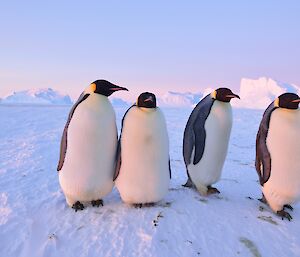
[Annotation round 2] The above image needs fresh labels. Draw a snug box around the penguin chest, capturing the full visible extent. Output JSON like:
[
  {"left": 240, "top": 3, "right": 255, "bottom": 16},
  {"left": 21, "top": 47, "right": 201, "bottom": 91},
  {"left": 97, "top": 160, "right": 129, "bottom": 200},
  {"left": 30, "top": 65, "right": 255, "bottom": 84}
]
[
  {"left": 59, "top": 96, "right": 116, "bottom": 199},
  {"left": 188, "top": 101, "right": 232, "bottom": 186},
  {"left": 115, "top": 107, "right": 170, "bottom": 203},
  {"left": 265, "top": 109, "right": 300, "bottom": 203}
]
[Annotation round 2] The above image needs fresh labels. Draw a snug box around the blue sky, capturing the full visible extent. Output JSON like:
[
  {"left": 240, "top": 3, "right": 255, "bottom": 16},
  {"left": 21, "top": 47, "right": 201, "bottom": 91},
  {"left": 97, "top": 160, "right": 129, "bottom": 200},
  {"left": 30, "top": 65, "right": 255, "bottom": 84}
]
[{"left": 1, "top": 1, "right": 299, "bottom": 100}]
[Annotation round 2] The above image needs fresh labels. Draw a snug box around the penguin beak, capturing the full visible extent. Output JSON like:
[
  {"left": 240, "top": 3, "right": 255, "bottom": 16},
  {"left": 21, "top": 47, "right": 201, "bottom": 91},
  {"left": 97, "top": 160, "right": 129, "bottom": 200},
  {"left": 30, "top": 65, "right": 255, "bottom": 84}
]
[
  {"left": 226, "top": 93, "right": 240, "bottom": 99},
  {"left": 110, "top": 86, "right": 129, "bottom": 92},
  {"left": 144, "top": 96, "right": 154, "bottom": 102},
  {"left": 292, "top": 98, "right": 300, "bottom": 103}
]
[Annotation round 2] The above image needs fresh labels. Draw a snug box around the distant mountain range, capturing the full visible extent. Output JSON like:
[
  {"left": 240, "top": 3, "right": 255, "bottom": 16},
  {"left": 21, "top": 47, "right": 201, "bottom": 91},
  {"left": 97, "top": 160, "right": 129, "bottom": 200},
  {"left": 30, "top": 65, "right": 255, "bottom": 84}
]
[
  {"left": 1, "top": 77, "right": 299, "bottom": 109},
  {"left": 0, "top": 88, "right": 72, "bottom": 105}
]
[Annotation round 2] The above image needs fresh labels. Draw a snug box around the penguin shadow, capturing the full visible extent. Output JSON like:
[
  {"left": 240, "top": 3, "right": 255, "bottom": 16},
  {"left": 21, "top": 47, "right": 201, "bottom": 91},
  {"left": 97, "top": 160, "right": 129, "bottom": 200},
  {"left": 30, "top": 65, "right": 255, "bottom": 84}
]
[{"left": 245, "top": 196, "right": 279, "bottom": 225}]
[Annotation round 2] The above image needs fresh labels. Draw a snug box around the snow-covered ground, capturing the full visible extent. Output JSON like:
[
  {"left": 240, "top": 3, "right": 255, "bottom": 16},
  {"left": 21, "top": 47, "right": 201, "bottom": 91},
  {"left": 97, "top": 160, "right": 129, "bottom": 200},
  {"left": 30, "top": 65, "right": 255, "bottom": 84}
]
[{"left": 0, "top": 104, "right": 299, "bottom": 257}]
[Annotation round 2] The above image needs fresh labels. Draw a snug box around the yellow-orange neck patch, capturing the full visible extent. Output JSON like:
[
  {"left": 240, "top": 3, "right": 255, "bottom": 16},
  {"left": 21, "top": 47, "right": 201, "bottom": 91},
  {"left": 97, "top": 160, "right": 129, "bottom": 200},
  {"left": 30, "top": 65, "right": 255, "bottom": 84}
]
[
  {"left": 84, "top": 83, "right": 96, "bottom": 94},
  {"left": 211, "top": 90, "right": 217, "bottom": 99}
]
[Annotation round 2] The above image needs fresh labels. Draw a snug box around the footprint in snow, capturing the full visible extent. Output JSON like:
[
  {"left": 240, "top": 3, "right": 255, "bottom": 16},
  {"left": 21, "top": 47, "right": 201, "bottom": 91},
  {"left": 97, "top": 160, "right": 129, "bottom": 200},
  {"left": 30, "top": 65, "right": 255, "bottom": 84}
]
[
  {"left": 239, "top": 237, "right": 262, "bottom": 257},
  {"left": 257, "top": 216, "right": 278, "bottom": 225}
]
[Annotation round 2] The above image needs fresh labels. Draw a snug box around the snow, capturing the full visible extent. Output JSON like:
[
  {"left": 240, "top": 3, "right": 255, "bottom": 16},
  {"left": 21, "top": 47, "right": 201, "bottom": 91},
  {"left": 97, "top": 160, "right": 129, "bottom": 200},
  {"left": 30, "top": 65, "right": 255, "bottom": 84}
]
[
  {"left": 0, "top": 104, "right": 300, "bottom": 257},
  {"left": 235, "top": 77, "right": 300, "bottom": 110},
  {"left": 158, "top": 91, "right": 203, "bottom": 107},
  {"left": 110, "top": 97, "right": 130, "bottom": 107},
  {"left": 0, "top": 88, "right": 73, "bottom": 105},
  {"left": 2, "top": 77, "right": 298, "bottom": 109},
  {"left": 156, "top": 77, "right": 300, "bottom": 109}
]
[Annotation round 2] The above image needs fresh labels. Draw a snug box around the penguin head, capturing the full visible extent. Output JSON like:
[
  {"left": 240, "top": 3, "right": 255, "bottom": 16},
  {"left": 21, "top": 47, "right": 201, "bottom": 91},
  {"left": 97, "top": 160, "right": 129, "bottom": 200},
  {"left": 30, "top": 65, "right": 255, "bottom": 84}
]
[
  {"left": 211, "top": 88, "right": 240, "bottom": 102},
  {"left": 137, "top": 92, "right": 157, "bottom": 108},
  {"left": 86, "top": 80, "right": 128, "bottom": 96},
  {"left": 275, "top": 93, "right": 300, "bottom": 109}
]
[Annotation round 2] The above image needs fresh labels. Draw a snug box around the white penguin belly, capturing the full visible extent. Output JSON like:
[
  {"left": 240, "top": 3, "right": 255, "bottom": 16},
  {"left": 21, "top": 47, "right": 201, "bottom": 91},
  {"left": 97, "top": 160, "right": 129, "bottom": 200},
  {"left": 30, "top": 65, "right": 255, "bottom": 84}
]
[
  {"left": 115, "top": 107, "right": 170, "bottom": 204},
  {"left": 59, "top": 95, "right": 116, "bottom": 205},
  {"left": 264, "top": 108, "right": 300, "bottom": 211},
  {"left": 188, "top": 101, "right": 232, "bottom": 189}
]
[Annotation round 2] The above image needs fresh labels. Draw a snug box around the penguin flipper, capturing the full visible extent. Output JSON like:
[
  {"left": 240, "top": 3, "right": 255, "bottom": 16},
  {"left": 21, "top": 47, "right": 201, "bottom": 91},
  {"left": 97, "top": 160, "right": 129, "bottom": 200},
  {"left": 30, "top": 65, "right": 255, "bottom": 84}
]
[
  {"left": 113, "top": 139, "right": 121, "bottom": 181},
  {"left": 193, "top": 119, "right": 207, "bottom": 165},
  {"left": 169, "top": 158, "right": 172, "bottom": 179},
  {"left": 113, "top": 104, "right": 136, "bottom": 181},
  {"left": 255, "top": 102, "right": 277, "bottom": 185},
  {"left": 57, "top": 93, "right": 90, "bottom": 172},
  {"left": 183, "top": 95, "right": 214, "bottom": 166}
]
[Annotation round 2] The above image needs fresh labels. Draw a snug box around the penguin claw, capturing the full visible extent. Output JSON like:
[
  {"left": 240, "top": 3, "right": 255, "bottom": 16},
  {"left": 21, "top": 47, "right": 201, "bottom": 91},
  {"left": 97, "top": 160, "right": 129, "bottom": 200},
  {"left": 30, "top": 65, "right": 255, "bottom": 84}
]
[
  {"left": 258, "top": 198, "right": 267, "bottom": 204},
  {"left": 134, "top": 203, "right": 143, "bottom": 208},
  {"left": 91, "top": 199, "right": 103, "bottom": 207},
  {"left": 277, "top": 210, "right": 293, "bottom": 221},
  {"left": 283, "top": 204, "right": 293, "bottom": 211},
  {"left": 207, "top": 186, "right": 220, "bottom": 195},
  {"left": 72, "top": 201, "right": 84, "bottom": 212}
]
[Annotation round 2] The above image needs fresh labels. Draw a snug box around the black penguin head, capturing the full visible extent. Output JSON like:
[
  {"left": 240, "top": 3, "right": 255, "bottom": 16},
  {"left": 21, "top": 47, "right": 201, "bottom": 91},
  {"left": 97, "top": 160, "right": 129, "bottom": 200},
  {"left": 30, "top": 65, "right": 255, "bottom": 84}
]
[
  {"left": 275, "top": 93, "right": 300, "bottom": 109},
  {"left": 137, "top": 92, "right": 157, "bottom": 108},
  {"left": 88, "top": 80, "right": 128, "bottom": 97},
  {"left": 211, "top": 88, "right": 240, "bottom": 102}
]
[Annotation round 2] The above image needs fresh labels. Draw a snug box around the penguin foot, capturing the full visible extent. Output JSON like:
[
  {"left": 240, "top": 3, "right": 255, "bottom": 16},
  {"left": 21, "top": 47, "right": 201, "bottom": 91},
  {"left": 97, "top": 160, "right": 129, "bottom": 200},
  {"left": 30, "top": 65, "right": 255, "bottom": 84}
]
[
  {"left": 283, "top": 204, "right": 293, "bottom": 211},
  {"left": 134, "top": 203, "right": 143, "bottom": 208},
  {"left": 91, "top": 199, "right": 103, "bottom": 207},
  {"left": 277, "top": 210, "right": 293, "bottom": 221},
  {"left": 72, "top": 201, "right": 84, "bottom": 212},
  {"left": 207, "top": 186, "right": 220, "bottom": 195},
  {"left": 258, "top": 195, "right": 267, "bottom": 204},
  {"left": 144, "top": 203, "right": 155, "bottom": 207}
]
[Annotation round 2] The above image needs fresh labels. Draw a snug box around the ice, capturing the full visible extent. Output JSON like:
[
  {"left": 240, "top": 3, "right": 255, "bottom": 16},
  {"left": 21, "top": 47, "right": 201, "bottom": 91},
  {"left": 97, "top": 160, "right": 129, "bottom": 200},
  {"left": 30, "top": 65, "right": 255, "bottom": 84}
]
[
  {"left": 2, "top": 77, "right": 299, "bottom": 109},
  {"left": 0, "top": 104, "right": 299, "bottom": 257},
  {"left": 235, "top": 77, "right": 300, "bottom": 109},
  {"left": 158, "top": 91, "right": 203, "bottom": 107},
  {"left": 1, "top": 88, "right": 72, "bottom": 105}
]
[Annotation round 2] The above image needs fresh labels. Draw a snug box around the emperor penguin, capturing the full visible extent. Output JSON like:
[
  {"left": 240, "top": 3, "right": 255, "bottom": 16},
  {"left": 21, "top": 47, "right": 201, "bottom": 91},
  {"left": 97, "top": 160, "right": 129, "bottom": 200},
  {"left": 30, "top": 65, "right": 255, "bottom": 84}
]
[
  {"left": 183, "top": 88, "right": 240, "bottom": 195},
  {"left": 114, "top": 92, "right": 171, "bottom": 207},
  {"left": 256, "top": 93, "right": 300, "bottom": 221},
  {"left": 57, "top": 80, "right": 128, "bottom": 211}
]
